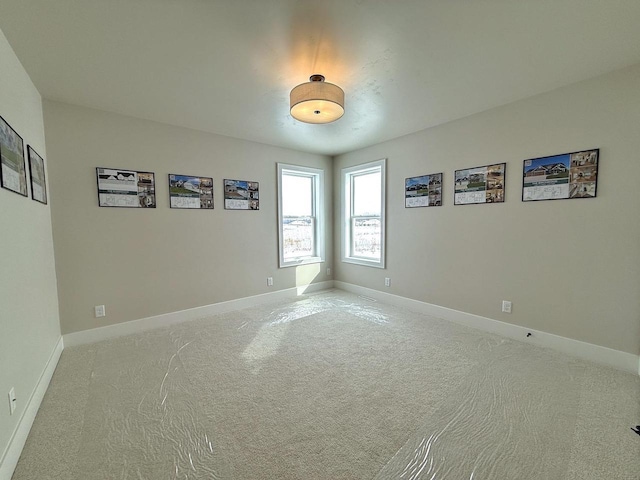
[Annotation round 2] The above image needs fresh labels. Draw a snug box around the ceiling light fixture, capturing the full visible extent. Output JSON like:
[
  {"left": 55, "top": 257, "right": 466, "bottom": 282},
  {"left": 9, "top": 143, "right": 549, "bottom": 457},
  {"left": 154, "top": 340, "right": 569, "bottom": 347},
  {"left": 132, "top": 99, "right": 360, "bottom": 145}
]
[{"left": 290, "top": 74, "right": 344, "bottom": 124}]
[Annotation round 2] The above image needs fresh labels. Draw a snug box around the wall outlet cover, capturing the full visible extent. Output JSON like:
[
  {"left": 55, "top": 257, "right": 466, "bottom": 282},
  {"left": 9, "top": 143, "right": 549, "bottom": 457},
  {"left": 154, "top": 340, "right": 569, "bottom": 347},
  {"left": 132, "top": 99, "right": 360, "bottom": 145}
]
[
  {"left": 502, "top": 300, "right": 512, "bottom": 313},
  {"left": 8, "top": 387, "right": 16, "bottom": 415}
]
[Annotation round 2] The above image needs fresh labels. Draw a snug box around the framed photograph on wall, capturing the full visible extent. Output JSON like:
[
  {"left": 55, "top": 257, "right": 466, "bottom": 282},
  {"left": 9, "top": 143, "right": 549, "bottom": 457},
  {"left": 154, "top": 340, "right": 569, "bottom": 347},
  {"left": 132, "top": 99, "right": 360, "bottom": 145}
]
[
  {"left": 405, "top": 173, "right": 442, "bottom": 207},
  {"left": 27, "top": 146, "right": 47, "bottom": 204},
  {"left": 224, "top": 179, "right": 259, "bottom": 210},
  {"left": 96, "top": 167, "right": 156, "bottom": 208},
  {"left": 454, "top": 163, "right": 505, "bottom": 205},
  {"left": 169, "top": 174, "right": 214, "bottom": 209},
  {"left": 522, "top": 149, "right": 599, "bottom": 202},
  {"left": 0, "top": 115, "right": 28, "bottom": 197}
]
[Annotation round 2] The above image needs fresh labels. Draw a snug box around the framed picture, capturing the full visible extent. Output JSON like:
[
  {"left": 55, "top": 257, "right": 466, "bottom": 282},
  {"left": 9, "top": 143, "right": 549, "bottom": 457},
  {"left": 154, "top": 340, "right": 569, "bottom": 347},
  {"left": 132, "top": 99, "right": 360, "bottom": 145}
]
[
  {"left": 27, "top": 146, "right": 47, "bottom": 204},
  {"left": 224, "top": 179, "right": 259, "bottom": 210},
  {"left": 405, "top": 173, "right": 442, "bottom": 207},
  {"left": 0, "top": 115, "right": 28, "bottom": 197},
  {"left": 454, "top": 163, "right": 505, "bottom": 205},
  {"left": 169, "top": 174, "right": 214, "bottom": 209},
  {"left": 96, "top": 167, "right": 156, "bottom": 208},
  {"left": 522, "top": 149, "right": 599, "bottom": 202}
]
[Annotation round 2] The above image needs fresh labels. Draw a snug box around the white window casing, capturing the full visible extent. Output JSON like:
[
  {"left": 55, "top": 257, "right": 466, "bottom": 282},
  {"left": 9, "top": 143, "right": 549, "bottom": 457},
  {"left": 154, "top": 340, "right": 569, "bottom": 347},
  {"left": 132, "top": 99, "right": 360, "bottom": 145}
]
[
  {"left": 341, "top": 159, "right": 386, "bottom": 268},
  {"left": 277, "top": 163, "right": 325, "bottom": 268}
]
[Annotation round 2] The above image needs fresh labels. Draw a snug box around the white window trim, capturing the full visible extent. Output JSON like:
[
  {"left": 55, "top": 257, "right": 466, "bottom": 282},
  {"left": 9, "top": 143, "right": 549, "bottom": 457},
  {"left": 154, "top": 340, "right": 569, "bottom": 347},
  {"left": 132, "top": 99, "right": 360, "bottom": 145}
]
[
  {"left": 341, "top": 158, "right": 386, "bottom": 269},
  {"left": 277, "top": 163, "right": 325, "bottom": 268}
]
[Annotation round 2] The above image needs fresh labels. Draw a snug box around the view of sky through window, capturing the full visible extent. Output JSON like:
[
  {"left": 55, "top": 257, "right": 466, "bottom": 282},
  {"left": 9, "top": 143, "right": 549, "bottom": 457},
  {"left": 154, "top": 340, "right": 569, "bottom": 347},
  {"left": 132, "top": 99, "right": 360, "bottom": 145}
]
[
  {"left": 282, "top": 174, "right": 312, "bottom": 216},
  {"left": 353, "top": 171, "right": 381, "bottom": 215}
]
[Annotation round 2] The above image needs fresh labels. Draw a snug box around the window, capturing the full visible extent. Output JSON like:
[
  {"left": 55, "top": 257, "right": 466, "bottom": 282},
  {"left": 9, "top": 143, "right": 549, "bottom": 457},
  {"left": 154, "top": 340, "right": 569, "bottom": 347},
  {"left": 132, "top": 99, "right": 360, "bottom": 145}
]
[
  {"left": 342, "top": 159, "right": 386, "bottom": 268},
  {"left": 277, "top": 163, "right": 325, "bottom": 267}
]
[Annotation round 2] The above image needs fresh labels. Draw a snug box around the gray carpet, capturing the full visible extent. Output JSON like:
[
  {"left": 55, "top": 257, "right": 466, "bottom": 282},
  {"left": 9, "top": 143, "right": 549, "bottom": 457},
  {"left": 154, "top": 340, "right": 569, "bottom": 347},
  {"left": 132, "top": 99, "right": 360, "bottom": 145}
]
[{"left": 12, "top": 290, "right": 640, "bottom": 479}]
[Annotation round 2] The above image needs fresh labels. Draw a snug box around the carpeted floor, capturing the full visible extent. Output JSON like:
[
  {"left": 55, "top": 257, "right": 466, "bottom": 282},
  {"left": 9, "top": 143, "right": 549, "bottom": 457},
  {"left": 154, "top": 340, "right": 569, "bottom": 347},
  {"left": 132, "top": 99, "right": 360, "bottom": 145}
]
[{"left": 12, "top": 289, "right": 640, "bottom": 479}]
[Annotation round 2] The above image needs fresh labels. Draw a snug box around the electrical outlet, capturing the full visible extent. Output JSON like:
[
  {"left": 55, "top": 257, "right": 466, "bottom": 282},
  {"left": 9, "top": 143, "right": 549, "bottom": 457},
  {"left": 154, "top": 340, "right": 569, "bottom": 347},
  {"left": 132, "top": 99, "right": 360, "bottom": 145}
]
[
  {"left": 384, "top": 277, "right": 391, "bottom": 287},
  {"left": 326, "top": 267, "right": 331, "bottom": 276},
  {"left": 95, "top": 305, "right": 106, "bottom": 317},
  {"left": 267, "top": 277, "right": 273, "bottom": 286},
  {"left": 8, "top": 388, "right": 16, "bottom": 415},
  {"left": 501, "top": 300, "right": 512, "bottom": 313}
]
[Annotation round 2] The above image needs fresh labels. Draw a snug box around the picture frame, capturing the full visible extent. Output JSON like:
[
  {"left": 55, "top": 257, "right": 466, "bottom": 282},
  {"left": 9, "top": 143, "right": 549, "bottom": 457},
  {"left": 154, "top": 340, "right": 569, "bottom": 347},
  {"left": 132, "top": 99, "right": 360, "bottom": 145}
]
[
  {"left": 454, "top": 163, "right": 505, "bottom": 205},
  {"left": 405, "top": 173, "right": 443, "bottom": 207},
  {"left": 168, "top": 174, "right": 214, "bottom": 209},
  {"left": 0, "top": 115, "right": 28, "bottom": 197},
  {"left": 96, "top": 167, "right": 156, "bottom": 208},
  {"left": 224, "top": 179, "right": 259, "bottom": 210},
  {"left": 522, "top": 149, "right": 599, "bottom": 202},
  {"left": 27, "top": 146, "right": 47, "bottom": 204}
]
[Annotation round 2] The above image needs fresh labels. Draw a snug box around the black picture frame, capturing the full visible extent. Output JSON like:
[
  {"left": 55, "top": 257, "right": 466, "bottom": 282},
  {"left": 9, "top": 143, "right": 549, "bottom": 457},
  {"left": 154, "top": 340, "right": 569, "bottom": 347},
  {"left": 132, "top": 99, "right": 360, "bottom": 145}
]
[
  {"left": 522, "top": 149, "right": 599, "bottom": 202},
  {"left": 168, "top": 174, "right": 214, "bottom": 209},
  {"left": 405, "top": 173, "right": 443, "bottom": 208},
  {"left": 27, "top": 146, "right": 47, "bottom": 205},
  {"left": 96, "top": 167, "right": 156, "bottom": 208},
  {"left": 223, "top": 179, "right": 259, "bottom": 210},
  {"left": 0, "top": 115, "right": 28, "bottom": 197},
  {"left": 454, "top": 163, "right": 506, "bottom": 205}
]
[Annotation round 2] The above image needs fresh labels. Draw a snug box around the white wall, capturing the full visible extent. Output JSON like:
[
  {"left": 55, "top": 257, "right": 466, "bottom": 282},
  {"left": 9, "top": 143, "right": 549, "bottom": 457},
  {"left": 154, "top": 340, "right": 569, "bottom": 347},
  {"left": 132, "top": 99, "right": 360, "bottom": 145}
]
[
  {"left": 43, "top": 101, "right": 333, "bottom": 335},
  {"left": 0, "top": 29, "right": 61, "bottom": 464},
  {"left": 334, "top": 64, "right": 640, "bottom": 356}
]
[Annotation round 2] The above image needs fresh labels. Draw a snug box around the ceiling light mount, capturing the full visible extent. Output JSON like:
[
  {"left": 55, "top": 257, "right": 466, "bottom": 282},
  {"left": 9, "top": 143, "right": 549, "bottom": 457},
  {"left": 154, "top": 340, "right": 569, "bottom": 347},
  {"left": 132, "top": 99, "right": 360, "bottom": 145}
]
[{"left": 290, "top": 74, "right": 344, "bottom": 124}]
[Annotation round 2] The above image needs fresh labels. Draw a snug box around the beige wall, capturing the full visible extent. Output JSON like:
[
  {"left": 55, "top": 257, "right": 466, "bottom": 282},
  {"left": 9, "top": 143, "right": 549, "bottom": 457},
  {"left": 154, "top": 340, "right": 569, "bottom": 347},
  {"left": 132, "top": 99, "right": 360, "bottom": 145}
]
[
  {"left": 43, "top": 101, "right": 332, "bottom": 335},
  {"left": 0, "top": 30, "right": 61, "bottom": 460},
  {"left": 334, "top": 64, "right": 640, "bottom": 355}
]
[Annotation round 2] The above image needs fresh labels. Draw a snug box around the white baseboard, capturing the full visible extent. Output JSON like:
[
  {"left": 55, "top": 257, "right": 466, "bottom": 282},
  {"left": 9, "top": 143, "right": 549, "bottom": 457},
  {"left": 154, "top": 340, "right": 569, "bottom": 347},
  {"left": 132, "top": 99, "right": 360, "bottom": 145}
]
[
  {"left": 0, "top": 336, "right": 64, "bottom": 480},
  {"left": 64, "top": 281, "right": 334, "bottom": 347},
  {"left": 335, "top": 281, "right": 639, "bottom": 375}
]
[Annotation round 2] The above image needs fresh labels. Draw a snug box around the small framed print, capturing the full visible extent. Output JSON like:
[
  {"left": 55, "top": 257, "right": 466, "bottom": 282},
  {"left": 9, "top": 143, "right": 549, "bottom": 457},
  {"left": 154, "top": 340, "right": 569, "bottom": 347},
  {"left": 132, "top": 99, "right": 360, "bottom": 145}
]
[
  {"left": 0, "top": 115, "right": 28, "bottom": 197},
  {"left": 96, "top": 167, "right": 156, "bottom": 208},
  {"left": 224, "top": 179, "right": 259, "bottom": 210},
  {"left": 405, "top": 173, "right": 442, "bottom": 207},
  {"left": 454, "top": 163, "right": 505, "bottom": 205},
  {"left": 169, "top": 174, "right": 214, "bottom": 209},
  {"left": 28, "top": 146, "right": 47, "bottom": 204},
  {"left": 522, "top": 149, "right": 599, "bottom": 202}
]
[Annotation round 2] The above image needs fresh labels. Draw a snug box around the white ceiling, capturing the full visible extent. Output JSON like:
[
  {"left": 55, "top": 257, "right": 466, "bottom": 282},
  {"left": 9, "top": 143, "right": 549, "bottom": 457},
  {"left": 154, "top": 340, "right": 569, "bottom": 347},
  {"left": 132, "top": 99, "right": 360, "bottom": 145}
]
[{"left": 1, "top": 1, "right": 640, "bottom": 156}]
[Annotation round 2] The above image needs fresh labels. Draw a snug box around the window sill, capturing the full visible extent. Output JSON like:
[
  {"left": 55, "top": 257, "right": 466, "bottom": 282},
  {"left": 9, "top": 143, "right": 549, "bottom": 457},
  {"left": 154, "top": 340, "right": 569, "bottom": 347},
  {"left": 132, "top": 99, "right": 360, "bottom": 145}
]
[
  {"left": 341, "top": 256, "right": 385, "bottom": 269},
  {"left": 279, "top": 256, "right": 324, "bottom": 268}
]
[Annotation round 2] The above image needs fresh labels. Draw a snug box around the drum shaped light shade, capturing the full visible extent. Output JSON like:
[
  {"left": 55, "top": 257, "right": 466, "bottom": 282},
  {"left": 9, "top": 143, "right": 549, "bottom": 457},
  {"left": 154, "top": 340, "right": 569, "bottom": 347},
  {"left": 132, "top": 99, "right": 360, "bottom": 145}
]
[{"left": 290, "top": 75, "right": 344, "bottom": 124}]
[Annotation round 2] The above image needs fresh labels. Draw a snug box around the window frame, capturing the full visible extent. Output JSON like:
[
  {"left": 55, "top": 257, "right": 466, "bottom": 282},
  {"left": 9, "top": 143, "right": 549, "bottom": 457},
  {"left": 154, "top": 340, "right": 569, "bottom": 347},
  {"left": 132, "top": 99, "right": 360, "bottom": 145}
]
[
  {"left": 277, "top": 163, "right": 325, "bottom": 268},
  {"left": 341, "top": 158, "right": 386, "bottom": 268}
]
